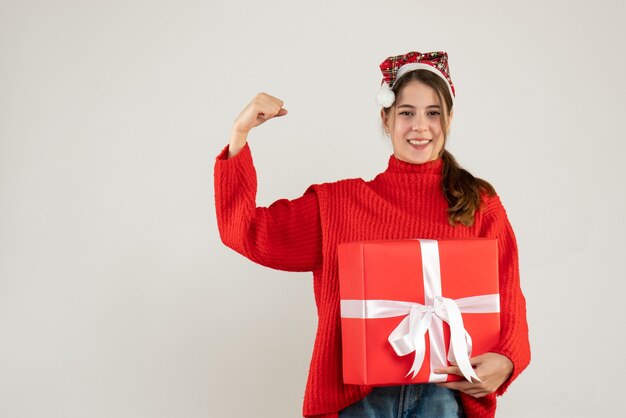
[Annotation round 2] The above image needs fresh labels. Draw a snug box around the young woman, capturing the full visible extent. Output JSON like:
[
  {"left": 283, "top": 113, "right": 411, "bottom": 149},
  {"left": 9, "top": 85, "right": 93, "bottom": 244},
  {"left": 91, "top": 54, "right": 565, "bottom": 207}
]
[{"left": 214, "top": 51, "right": 530, "bottom": 418}]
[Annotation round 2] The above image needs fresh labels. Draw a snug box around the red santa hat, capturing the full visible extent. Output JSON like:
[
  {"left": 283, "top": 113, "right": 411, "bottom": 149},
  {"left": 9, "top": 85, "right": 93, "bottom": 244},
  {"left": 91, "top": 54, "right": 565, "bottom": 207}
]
[{"left": 376, "top": 51, "right": 456, "bottom": 108}]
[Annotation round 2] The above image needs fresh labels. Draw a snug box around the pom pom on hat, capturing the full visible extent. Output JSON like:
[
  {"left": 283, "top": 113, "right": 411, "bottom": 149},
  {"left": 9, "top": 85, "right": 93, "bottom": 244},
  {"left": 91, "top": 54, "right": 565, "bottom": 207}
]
[
  {"left": 376, "top": 82, "right": 395, "bottom": 108},
  {"left": 375, "top": 51, "right": 455, "bottom": 107}
]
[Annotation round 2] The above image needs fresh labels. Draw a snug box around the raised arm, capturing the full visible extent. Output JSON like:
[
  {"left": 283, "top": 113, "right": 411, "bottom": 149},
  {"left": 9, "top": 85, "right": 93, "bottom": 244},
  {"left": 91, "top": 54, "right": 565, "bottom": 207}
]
[{"left": 213, "top": 93, "right": 322, "bottom": 272}]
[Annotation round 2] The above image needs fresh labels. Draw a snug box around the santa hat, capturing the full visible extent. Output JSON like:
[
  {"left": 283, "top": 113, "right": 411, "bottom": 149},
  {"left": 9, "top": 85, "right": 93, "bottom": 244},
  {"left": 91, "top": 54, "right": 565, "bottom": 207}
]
[{"left": 376, "top": 51, "right": 456, "bottom": 108}]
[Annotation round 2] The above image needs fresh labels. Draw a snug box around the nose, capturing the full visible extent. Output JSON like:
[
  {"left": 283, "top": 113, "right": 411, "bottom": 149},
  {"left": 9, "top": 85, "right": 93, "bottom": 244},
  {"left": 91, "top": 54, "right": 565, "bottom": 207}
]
[{"left": 411, "top": 115, "right": 427, "bottom": 132}]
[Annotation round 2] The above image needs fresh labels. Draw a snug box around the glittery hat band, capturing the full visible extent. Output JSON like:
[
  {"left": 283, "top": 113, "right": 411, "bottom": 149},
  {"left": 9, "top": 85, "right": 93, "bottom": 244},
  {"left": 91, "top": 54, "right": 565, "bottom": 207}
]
[{"left": 376, "top": 51, "right": 455, "bottom": 108}]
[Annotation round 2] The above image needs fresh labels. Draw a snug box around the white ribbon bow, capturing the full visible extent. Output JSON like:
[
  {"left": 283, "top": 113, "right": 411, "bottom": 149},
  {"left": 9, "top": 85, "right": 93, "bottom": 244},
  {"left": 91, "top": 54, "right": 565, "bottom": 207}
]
[{"left": 340, "top": 239, "right": 500, "bottom": 382}]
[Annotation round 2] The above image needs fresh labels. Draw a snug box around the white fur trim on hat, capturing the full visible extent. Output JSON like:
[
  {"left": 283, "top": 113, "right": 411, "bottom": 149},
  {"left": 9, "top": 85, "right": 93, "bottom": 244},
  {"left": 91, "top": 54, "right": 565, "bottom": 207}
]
[
  {"left": 376, "top": 82, "right": 395, "bottom": 108},
  {"left": 395, "top": 63, "right": 455, "bottom": 102}
]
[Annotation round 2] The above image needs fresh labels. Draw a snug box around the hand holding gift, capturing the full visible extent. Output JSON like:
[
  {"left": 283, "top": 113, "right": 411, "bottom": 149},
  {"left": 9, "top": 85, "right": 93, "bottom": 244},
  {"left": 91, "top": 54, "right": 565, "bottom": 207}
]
[{"left": 434, "top": 352, "right": 513, "bottom": 398}]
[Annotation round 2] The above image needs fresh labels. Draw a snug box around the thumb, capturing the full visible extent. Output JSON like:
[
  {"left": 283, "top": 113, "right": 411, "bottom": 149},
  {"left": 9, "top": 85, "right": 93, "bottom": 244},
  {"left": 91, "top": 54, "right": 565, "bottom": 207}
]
[{"left": 258, "top": 107, "right": 287, "bottom": 121}]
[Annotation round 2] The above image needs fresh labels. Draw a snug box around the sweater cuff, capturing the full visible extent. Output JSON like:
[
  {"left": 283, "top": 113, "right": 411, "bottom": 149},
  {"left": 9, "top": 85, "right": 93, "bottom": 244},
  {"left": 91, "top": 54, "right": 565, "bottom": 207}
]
[
  {"left": 214, "top": 141, "right": 257, "bottom": 205},
  {"left": 215, "top": 141, "right": 251, "bottom": 162},
  {"left": 214, "top": 141, "right": 255, "bottom": 177}
]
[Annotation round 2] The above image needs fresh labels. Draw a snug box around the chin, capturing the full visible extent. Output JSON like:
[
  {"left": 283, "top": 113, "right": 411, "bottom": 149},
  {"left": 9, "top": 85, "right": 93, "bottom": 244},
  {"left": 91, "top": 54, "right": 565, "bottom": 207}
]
[
  {"left": 395, "top": 154, "right": 429, "bottom": 165},
  {"left": 395, "top": 142, "right": 442, "bottom": 165}
]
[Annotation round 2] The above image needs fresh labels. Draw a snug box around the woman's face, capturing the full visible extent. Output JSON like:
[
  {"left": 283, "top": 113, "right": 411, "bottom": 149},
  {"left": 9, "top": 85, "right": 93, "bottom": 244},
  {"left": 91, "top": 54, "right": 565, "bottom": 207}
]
[{"left": 382, "top": 80, "right": 452, "bottom": 165}]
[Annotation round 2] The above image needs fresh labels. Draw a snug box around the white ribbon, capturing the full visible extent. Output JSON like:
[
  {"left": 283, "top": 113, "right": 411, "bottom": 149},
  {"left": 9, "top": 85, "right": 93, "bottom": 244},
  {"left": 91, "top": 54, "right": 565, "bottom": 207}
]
[{"left": 340, "top": 239, "right": 500, "bottom": 382}]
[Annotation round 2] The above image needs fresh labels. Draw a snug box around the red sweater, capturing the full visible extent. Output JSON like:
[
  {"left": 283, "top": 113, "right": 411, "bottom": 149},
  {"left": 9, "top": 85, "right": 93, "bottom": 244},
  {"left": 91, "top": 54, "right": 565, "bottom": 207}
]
[{"left": 214, "top": 142, "right": 530, "bottom": 418}]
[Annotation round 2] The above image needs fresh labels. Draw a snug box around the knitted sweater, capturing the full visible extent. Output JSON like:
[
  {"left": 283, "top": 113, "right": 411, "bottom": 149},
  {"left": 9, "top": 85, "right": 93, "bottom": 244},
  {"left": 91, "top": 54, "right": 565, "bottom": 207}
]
[{"left": 214, "top": 142, "right": 530, "bottom": 418}]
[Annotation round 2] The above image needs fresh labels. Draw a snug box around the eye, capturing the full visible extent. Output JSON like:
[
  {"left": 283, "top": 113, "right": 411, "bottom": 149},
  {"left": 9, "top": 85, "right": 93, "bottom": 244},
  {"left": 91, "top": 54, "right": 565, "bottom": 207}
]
[
  {"left": 428, "top": 111, "right": 441, "bottom": 116},
  {"left": 398, "top": 111, "right": 414, "bottom": 116}
]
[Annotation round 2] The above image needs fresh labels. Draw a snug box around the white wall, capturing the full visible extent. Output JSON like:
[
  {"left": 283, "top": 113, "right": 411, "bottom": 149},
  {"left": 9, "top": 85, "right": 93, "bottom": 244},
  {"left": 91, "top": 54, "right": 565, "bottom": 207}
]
[{"left": 1, "top": 0, "right": 624, "bottom": 417}]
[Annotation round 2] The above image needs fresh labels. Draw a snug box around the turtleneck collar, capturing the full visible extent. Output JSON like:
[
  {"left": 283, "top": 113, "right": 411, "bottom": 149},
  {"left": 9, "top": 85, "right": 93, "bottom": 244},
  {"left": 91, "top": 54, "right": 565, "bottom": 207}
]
[{"left": 383, "top": 154, "right": 444, "bottom": 175}]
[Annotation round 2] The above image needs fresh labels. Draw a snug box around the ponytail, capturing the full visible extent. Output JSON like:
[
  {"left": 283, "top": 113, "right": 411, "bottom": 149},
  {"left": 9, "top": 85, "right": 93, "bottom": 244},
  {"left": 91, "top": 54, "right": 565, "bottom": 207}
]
[{"left": 441, "top": 150, "right": 496, "bottom": 227}]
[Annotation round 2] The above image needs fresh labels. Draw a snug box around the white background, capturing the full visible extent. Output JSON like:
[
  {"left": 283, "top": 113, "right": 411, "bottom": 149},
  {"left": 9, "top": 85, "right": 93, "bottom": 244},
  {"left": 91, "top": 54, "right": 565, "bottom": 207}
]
[{"left": 1, "top": 0, "right": 625, "bottom": 417}]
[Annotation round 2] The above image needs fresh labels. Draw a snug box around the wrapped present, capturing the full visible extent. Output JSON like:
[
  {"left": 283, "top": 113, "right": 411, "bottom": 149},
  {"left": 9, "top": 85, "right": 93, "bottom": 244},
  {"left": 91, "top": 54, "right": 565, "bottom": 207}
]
[{"left": 338, "top": 238, "right": 500, "bottom": 386}]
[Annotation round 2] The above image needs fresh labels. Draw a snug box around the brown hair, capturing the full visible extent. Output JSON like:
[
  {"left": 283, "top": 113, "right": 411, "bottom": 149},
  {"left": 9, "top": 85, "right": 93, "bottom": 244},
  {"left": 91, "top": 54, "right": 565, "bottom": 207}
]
[{"left": 382, "top": 70, "right": 496, "bottom": 227}]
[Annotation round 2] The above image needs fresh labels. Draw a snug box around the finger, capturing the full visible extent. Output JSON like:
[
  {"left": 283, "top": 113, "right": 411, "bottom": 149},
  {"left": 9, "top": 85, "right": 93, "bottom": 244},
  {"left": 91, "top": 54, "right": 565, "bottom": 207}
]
[
  {"left": 251, "top": 93, "right": 283, "bottom": 112},
  {"left": 469, "top": 355, "right": 484, "bottom": 366},
  {"left": 257, "top": 92, "right": 284, "bottom": 107},
  {"left": 255, "top": 94, "right": 285, "bottom": 115},
  {"left": 256, "top": 112, "right": 271, "bottom": 121},
  {"left": 434, "top": 366, "right": 462, "bottom": 376},
  {"left": 256, "top": 105, "right": 286, "bottom": 121},
  {"left": 466, "top": 389, "right": 489, "bottom": 398}
]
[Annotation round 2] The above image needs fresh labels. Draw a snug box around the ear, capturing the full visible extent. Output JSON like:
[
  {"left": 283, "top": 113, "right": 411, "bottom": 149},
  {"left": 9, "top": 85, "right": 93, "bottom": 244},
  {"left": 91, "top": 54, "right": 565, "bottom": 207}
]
[
  {"left": 381, "top": 108, "right": 391, "bottom": 133},
  {"left": 447, "top": 110, "right": 454, "bottom": 130}
]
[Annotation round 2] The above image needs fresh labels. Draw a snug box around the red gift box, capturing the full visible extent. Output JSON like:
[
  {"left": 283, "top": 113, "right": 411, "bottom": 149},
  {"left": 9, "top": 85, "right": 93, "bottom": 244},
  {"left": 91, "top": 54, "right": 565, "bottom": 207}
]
[{"left": 338, "top": 238, "right": 500, "bottom": 386}]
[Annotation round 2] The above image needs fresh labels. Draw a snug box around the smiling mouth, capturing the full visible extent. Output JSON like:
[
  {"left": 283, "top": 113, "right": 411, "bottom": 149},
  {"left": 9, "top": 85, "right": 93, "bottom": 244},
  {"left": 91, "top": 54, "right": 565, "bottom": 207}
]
[{"left": 407, "top": 139, "right": 432, "bottom": 145}]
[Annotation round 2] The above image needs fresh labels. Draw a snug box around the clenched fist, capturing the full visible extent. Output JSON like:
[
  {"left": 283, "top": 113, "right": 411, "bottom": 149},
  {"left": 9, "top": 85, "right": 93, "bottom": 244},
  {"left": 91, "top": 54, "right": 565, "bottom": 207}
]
[{"left": 228, "top": 93, "right": 288, "bottom": 158}]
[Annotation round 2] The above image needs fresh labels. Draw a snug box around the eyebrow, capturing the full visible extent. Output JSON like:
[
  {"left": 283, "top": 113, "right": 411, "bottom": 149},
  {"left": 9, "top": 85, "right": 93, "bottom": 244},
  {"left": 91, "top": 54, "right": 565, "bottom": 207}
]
[{"left": 397, "top": 104, "right": 441, "bottom": 109}]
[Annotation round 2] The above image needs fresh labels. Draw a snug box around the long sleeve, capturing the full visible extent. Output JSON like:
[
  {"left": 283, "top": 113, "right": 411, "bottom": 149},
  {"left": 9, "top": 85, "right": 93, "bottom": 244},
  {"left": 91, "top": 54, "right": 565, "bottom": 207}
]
[
  {"left": 214, "top": 142, "right": 322, "bottom": 272},
  {"left": 479, "top": 195, "right": 531, "bottom": 395}
]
